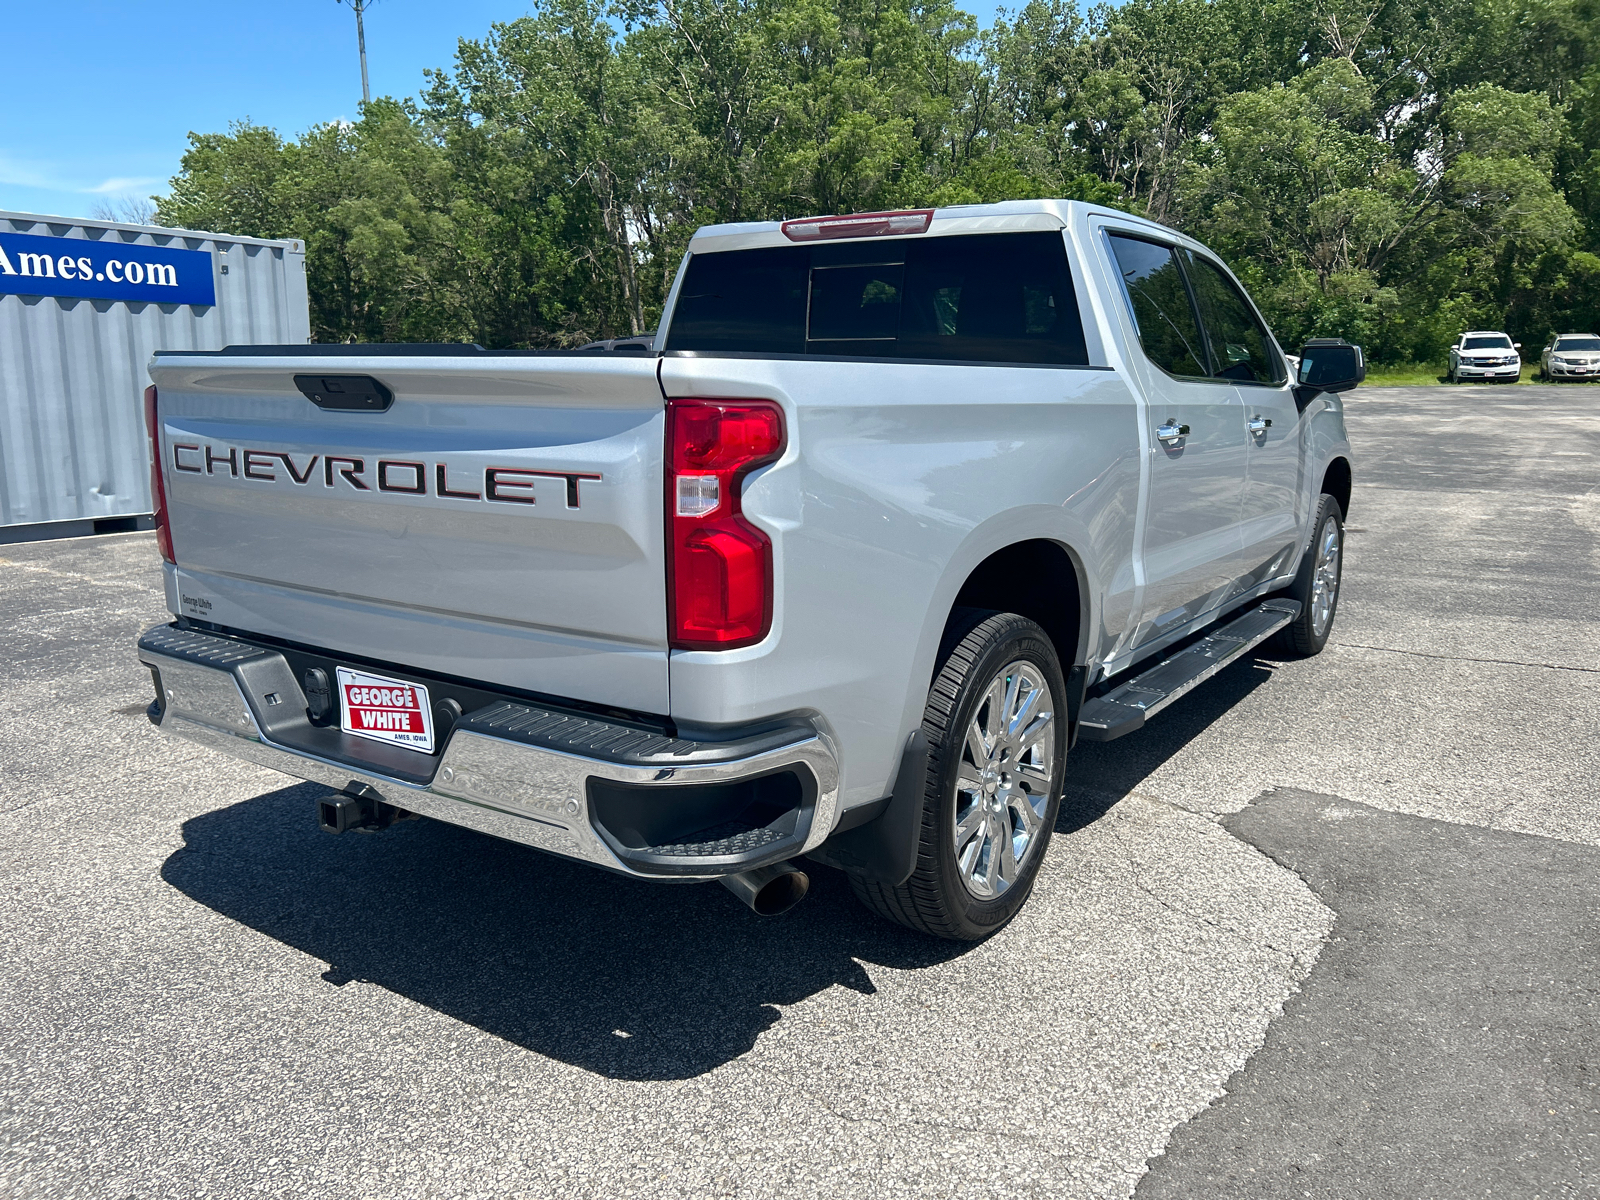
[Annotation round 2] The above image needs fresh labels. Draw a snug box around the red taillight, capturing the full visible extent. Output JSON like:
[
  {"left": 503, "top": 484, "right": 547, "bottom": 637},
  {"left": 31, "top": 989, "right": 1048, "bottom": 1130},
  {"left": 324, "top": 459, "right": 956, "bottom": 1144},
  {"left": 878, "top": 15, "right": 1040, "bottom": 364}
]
[
  {"left": 143, "top": 385, "right": 175, "bottom": 563},
  {"left": 780, "top": 209, "right": 933, "bottom": 242},
  {"left": 667, "top": 399, "right": 784, "bottom": 650}
]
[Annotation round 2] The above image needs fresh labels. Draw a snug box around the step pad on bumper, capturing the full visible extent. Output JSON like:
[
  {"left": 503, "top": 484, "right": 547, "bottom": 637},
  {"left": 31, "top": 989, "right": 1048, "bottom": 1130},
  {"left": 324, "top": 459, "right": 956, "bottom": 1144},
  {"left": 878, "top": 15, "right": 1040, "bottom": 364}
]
[
  {"left": 460, "top": 701, "right": 806, "bottom": 768},
  {"left": 1077, "top": 600, "right": 1300, "bottom": 742}
]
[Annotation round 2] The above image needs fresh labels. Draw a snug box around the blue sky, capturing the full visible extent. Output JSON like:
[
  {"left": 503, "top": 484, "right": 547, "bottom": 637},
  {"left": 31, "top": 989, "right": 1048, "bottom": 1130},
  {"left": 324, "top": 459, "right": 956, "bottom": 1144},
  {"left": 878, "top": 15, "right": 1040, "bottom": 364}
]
[
  {"left": 4, "top": 0, "right": 1010, "bottom": 224},
  {"left": 3, "top": 1, "right": 526, "bottom": 220}
]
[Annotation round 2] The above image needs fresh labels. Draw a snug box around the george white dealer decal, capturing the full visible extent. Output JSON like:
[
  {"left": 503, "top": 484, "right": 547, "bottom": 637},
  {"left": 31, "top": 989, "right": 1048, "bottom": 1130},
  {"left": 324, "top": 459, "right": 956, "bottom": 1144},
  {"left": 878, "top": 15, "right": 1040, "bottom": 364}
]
[
  {"left": 337, "top": 666, "right": 434, "bottom": 752},
  {"left": 169, "top": 443, "right": 600, "bottom": 509}
]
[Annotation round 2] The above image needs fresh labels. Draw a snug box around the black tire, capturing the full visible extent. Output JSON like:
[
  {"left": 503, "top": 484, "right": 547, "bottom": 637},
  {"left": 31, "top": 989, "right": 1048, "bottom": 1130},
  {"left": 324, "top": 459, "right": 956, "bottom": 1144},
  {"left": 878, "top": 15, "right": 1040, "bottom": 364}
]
[
  {"left": 1271, "top": 494, "right": 1344, "bottom": 657},
  {"left": 1447, "top": 365, "right": 1458, "bottom": 383},
  {"left": 851, "top": 611, "right": 1068, "bottom": 941}
]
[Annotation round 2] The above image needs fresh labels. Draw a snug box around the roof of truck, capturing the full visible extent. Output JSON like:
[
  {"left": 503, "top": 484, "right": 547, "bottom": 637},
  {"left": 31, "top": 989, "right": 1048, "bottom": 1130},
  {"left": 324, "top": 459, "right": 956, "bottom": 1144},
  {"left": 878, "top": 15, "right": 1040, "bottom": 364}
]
[{"left": 686, "top": 199, "right": 1174, "bottom": 255}]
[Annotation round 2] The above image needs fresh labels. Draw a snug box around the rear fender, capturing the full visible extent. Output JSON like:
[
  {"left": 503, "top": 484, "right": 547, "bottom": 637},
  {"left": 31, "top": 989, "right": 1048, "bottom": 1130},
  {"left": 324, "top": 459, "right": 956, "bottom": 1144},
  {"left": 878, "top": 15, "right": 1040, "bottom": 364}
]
[{"left": 892, "top": 507, "right": 1101, "bottom": 763}]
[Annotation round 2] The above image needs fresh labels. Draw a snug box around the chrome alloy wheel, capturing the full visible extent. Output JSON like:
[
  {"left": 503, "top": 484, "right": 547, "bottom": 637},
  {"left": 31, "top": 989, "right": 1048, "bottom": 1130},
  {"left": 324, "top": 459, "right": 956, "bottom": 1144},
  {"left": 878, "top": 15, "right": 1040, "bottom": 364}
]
[
  {"left": 1310, "top": 516, "right": 1342, "bottom": 638},
  {"left": 952, "top": 660, "right": 1057, "bottom": 900}
]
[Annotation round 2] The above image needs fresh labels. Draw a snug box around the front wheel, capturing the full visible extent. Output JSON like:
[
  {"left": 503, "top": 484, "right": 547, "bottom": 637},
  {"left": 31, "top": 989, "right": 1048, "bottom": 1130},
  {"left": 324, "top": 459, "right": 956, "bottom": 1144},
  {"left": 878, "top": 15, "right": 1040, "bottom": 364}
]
[
  {"left": 851, "top": 612, "right": 1067, "bottom": 941},
  {"left": 1271, "top": 494, "right": 1344, "bottom": 657}
]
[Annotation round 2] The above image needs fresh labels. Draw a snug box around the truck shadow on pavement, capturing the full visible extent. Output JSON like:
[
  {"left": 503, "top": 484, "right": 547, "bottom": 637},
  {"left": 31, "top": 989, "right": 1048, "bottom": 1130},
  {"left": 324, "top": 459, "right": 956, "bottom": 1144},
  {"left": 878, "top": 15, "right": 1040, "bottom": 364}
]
[
  {"left": 1058, "top": 655, "right": 1279, "bottom": 833},
  {"left": 160, "top": 787, "right": 967, "bottom": 1081},
  {"left": 160, "top": 653, "right": 1278, "bottom": 1081}
]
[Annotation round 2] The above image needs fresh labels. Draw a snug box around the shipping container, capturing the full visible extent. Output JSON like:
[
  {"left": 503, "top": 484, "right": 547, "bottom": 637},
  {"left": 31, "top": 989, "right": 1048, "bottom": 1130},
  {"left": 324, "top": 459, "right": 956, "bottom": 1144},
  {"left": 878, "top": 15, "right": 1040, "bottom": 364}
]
[{"left": 0, "top": 210, "right": 309, "bottom": 539}]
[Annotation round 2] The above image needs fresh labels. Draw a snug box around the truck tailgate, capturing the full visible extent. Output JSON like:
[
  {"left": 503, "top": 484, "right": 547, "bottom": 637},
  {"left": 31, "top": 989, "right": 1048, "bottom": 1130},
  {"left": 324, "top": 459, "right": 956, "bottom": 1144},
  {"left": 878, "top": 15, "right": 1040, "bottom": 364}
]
[{"left": 147, "top": 353, "right": 669, "bottom": 712}]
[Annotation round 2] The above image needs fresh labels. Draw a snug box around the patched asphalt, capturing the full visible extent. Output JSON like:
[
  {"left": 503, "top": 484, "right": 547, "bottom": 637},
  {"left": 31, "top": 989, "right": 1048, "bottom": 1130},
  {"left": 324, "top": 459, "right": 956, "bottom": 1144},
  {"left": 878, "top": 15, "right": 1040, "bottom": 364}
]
[
  {"left": 0, "top": 384, "right": 1596, "bottom": 1198},
  {"left": 1138, "top": 789, "right": 1599, "bottom": 1199}
]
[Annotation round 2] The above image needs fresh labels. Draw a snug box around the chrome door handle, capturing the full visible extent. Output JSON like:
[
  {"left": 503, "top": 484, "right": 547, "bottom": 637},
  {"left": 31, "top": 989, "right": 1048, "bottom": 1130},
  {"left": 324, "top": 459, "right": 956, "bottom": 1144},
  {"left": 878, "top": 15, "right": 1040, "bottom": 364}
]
[
  {"left": 1156, "top": 422, "right": 1190, "bottom": 444},
  {"left": 1248, "top": 416, "right": 1272, "bottom": 435}
]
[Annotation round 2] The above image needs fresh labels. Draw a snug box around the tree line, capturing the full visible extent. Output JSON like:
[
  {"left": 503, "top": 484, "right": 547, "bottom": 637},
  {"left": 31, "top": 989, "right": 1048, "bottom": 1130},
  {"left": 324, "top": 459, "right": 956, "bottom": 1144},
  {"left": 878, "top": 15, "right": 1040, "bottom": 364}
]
[{"left": 154, "top": 0, "right": 1600, "bottom": 361}]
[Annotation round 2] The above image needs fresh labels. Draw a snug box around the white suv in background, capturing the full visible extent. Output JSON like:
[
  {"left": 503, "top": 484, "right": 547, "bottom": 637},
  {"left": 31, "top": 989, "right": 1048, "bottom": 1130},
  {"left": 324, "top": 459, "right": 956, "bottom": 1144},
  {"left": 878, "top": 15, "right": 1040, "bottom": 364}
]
[
  {"left": 1539, "top": 333, "right": 1600, "bottom": 380},
  {"left": 1448, "top": 332, "right": 1522, "bottom": 382}
]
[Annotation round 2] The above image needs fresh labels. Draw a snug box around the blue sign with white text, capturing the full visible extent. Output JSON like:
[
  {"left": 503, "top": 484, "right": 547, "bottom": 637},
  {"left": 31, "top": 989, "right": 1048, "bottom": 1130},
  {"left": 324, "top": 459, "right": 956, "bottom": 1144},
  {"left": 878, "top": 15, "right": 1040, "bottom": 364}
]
[{"left": 0, "top": 230, "right": 216, "bottom": 306}]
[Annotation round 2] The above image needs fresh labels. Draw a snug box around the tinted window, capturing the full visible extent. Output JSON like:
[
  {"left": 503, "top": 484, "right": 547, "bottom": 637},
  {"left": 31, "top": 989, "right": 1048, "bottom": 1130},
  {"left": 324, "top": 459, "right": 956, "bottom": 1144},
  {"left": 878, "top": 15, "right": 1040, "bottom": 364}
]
[
  {"left": 666, "top": 247, "right": 808, "bottom": 353},
  {"left": 1185, "top": 253, "right": 1286, "bottom": 384},
  {"left": 1107, "top": 234, "right": 1208, "bottom": 378},
  {"left": 895, "top": 232, "right": 1086, "bottom": 364},
  {"left": 809, "top": 263, "right": 904, "bottom": 343},
  {"left": 1555, "top": 337, "right": 1600, "bottom": 351},
  {"left": 1463, "top": 335, "right": 1513, "bottom": 350},
  {"left": 665, "top": 232, "right": 1088, "bottom": 364}
]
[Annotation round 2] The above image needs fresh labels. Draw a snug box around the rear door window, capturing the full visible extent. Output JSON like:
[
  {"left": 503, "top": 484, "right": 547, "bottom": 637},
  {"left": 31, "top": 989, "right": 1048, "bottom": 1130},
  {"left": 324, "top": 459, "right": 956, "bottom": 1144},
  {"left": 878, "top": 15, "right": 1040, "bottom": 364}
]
[
  {"left": 665, "top": 231, "right": 1088, "bottom": 365},
  {"left": 1106, "top": 234, "right": 1209, "bottom": 378},
  {"left": 1184, "top": 253, "right": 1287, "bottom": 385}
]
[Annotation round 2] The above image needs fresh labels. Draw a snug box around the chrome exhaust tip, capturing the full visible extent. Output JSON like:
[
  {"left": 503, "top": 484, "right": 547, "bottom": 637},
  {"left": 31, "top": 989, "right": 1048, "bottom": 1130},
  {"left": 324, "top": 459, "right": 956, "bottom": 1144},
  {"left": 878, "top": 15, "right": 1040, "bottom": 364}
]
[{"left": 718, "top": 861, "right": 810, "bottom": 916}]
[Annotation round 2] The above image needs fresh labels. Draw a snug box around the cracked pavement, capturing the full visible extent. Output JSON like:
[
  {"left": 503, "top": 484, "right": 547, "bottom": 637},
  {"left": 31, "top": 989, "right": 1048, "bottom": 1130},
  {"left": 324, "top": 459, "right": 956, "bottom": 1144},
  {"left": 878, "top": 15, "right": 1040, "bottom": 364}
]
[{"left": 1, "top": 384, "right": 1596, "bottom": 1197}]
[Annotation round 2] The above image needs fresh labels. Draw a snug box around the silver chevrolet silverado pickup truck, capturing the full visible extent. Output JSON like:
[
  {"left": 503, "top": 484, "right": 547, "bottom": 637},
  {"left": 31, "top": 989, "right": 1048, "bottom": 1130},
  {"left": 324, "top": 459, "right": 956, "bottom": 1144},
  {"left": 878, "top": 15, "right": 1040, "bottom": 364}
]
[{"left": 136, "top": 200, "right": 1359, "bottom": 940}]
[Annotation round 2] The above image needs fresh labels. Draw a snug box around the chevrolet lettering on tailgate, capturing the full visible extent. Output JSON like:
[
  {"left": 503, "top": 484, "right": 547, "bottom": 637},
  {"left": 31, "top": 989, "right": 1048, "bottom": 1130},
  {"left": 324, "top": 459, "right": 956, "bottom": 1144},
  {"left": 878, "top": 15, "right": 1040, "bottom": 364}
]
[{"left": 170, "top": 443, "right": 601, "bottom": 508}]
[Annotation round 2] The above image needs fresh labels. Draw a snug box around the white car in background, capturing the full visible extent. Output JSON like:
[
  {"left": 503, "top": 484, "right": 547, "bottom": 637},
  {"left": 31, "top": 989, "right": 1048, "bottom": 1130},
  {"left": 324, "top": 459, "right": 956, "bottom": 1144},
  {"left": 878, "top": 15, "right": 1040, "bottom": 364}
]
[
  {"left": 1539, "top": 334, "right": 1600, "bottom": 380},
  {"left": 1447, "top": 332, "right": 1522, "bottom": 382}
]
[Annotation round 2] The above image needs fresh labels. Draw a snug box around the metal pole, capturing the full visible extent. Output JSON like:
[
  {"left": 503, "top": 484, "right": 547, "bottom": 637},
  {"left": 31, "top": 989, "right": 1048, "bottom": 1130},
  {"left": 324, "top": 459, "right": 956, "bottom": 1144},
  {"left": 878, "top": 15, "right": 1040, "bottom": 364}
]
[
  {"left": 338, "top": 0, "right": 375, "bottom": 107},
  {"left": 356, "top": 1, "right": 371, "bottom": 106}
]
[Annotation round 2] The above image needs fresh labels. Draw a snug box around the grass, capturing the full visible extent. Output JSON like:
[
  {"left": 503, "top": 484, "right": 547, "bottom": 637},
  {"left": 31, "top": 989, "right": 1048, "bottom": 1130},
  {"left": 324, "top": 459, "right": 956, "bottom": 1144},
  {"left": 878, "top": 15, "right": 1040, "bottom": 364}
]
[
  {"left": 1362, "top": 362, "right": 1453, "bottom": 386},
  {"left": 1360, "top": 361, "right": 1600, "bottom": 386}
]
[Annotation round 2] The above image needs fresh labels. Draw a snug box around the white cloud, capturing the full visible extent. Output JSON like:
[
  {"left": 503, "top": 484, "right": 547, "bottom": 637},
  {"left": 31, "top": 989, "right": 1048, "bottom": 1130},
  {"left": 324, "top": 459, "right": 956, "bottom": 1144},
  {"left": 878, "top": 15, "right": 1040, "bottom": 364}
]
[
  {"left": 84, "top": 176, "right": 161, "bottom": 195},
  {"left": 0, "top": 154, "right": 160, "bottom": 195},
  {"left": 0, "top": 154, "right": 60, "bottom": 191}
]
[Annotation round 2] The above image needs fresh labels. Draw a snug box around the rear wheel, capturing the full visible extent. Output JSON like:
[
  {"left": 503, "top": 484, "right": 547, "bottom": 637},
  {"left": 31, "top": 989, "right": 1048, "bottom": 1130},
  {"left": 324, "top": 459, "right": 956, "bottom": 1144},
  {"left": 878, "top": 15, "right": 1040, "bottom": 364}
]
[
  {"left": 850, "top": 612, "right": 1067, "bottom": 941},
  {"left": 1271, "top": 494, "right": 1344, "bottom": 657}
]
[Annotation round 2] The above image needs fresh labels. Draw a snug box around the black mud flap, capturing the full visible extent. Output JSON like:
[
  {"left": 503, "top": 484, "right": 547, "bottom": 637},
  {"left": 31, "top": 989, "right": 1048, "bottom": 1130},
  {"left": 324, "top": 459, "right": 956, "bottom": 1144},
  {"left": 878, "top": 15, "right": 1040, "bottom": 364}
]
[{"left": 807, "top": 729, "right": 931, "bottom": 887}]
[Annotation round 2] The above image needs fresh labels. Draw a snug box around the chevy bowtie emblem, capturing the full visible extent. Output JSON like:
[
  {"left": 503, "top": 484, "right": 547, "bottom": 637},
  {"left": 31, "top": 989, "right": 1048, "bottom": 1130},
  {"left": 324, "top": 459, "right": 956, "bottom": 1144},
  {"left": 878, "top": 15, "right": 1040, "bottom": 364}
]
[{"left": 170, "top": 444, "right": 600, "bottom": 509}]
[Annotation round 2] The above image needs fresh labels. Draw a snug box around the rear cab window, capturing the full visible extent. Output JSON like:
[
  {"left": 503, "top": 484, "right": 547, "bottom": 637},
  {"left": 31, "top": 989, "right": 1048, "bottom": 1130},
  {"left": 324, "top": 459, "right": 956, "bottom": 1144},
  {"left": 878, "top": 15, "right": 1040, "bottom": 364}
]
[{"left": 665, "top": 231, "right": 1089, "bottom": 366}]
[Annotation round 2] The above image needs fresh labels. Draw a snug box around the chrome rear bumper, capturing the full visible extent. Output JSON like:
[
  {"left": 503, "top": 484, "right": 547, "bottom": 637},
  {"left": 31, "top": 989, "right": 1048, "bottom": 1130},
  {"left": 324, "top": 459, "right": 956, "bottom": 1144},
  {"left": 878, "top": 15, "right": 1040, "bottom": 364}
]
[{"left": 137, "top": 624, "right": 839, "bottom": 880}]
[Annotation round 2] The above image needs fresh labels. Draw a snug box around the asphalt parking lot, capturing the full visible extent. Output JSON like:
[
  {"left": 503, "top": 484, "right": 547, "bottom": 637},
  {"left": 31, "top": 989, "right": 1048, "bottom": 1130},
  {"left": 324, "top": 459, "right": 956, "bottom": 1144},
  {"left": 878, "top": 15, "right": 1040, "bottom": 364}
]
[{"left": 1, "top": 385, "right": 1596, "bottom": 1199}]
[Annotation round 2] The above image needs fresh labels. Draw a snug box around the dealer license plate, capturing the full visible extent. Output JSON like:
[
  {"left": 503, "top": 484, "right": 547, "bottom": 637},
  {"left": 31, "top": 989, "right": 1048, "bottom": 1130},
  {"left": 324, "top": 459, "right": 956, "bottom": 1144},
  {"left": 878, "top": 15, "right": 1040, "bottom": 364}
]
[{"left": 337, "top": 666, "right": 435, "bottom": 753}]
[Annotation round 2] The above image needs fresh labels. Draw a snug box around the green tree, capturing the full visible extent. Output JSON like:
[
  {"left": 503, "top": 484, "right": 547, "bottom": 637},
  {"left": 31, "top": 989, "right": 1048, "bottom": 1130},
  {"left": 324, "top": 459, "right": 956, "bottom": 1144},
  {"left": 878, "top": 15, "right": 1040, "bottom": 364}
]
[{"left": 155, "top": 0, "right": 1600, "bottom": 358}]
